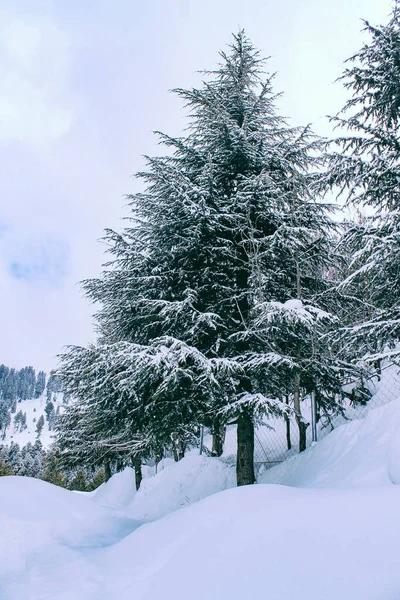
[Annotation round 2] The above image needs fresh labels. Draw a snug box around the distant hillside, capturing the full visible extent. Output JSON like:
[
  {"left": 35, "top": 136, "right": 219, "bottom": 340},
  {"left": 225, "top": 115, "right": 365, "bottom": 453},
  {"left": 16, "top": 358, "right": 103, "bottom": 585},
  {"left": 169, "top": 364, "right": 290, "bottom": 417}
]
[{"left": 0, "top": 364, "right": 68, "bottom": 449}]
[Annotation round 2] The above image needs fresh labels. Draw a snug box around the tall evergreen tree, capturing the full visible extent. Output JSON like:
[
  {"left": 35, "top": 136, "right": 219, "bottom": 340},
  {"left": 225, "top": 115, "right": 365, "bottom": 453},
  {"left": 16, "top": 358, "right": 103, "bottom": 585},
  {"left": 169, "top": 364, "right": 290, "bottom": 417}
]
[
  {"left": 327, "top": 2, "right": 400, "bottom": 364},
  {"left": 58, "top": 32, "right": 337, "bottom": 484}
]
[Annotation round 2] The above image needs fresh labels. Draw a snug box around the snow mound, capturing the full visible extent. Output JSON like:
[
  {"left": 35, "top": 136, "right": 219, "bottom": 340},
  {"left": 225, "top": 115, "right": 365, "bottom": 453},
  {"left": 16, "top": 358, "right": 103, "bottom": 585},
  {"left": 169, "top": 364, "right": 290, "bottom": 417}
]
[
  {"left": 104, "top": 484, "right": 400, "bottom": 600},
  {"left": 2, "top": 396, "right": 400, "bottom": 600},
  {"left": 92, "top": 466, "right": 137, "bottom": 507},
  {"left": 260, "top": 397, "right": 400, "bottom": 488},
  {"left": 0, "top": 476, "right": 140, "bottom": 600},
  {"left": 93, "top": 398, "right": 400, "bottom": 522},
  {"left": 2, "top": 478, "right": 400, "bottom": 599},
  {"left": 93, "top": 453, "right": 236, "bottom": 520}
]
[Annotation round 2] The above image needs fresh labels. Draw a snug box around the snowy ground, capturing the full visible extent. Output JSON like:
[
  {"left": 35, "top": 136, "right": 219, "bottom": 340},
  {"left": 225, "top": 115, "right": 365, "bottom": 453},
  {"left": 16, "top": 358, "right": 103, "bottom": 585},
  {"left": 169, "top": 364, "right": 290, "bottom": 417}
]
[
  {"left": 1, "top": 396, "right": 400, "bottom": 599},
  {"left": 2, "top": 393, "right": 65, "bottom": 448},
  {"left": 261, "top": 397, "right": 400, "bottom": 488}
]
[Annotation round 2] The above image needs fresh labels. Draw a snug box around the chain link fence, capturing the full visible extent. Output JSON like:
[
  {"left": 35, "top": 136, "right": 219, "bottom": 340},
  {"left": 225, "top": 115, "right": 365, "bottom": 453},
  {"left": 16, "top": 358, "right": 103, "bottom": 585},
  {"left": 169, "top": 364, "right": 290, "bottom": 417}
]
[{"left": 202, "top": 361, "right": 400, "bottom": 473}]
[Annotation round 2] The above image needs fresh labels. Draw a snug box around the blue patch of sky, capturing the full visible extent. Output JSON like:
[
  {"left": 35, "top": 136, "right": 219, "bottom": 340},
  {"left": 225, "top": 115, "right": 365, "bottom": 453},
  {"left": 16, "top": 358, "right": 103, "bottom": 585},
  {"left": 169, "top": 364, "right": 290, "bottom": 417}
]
[
  {"left": 8, "top": 237, "right": 69, "bottom": 286},
  {"left": 0, "top": 222, "right": 10, "bottom": 238}
]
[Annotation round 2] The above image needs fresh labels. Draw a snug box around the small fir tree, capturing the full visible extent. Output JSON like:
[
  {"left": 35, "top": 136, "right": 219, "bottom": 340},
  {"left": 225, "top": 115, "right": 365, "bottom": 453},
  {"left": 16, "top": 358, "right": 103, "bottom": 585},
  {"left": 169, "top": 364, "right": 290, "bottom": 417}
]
[
  {"left": 0, "top": 457, "right": 13, "bottom": 476},
  {"left": 36, "top": 414, "right": 45, "bottom": 438}
]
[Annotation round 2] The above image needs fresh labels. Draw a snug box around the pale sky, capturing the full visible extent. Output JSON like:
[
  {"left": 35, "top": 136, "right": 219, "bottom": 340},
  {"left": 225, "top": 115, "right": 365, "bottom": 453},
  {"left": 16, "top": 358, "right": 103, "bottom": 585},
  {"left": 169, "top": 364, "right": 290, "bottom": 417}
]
[{"left": 0, "top": 0, "right": 393, "bottom": 371}]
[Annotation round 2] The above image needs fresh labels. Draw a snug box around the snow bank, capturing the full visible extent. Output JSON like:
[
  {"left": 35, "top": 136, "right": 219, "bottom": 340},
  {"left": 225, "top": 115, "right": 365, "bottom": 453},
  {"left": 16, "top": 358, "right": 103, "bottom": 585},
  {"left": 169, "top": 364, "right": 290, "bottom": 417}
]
[
  {"left": 93, "top": 397, "right": 400, "bottom": 519},
  {"left": 0, "top": 476, "right": 141, "bottom": 600},
  {"left": 127, "top": 453, "right": 235, "bottom": 520},
  {"left": 2, "top": 476, "right": 400, "bottom": 599},
  {"left": 92, "top": 466, "right": 137, "bottom": 507},
  {"left": 103, "top": 484, "right": 400, "bottom": 600},
  {"left": 92, "top": 453, "right": 236, "bottom": 520},
  {"left": 260, "top": 397, "right": 400, "bottom": 488}
]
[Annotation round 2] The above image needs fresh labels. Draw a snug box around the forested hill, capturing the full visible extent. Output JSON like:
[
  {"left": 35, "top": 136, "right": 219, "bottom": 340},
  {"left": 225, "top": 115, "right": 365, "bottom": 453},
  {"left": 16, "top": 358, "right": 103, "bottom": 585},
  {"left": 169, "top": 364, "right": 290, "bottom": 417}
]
[{"left": 0, "top": 364, "right": 66, "bottom": 448}]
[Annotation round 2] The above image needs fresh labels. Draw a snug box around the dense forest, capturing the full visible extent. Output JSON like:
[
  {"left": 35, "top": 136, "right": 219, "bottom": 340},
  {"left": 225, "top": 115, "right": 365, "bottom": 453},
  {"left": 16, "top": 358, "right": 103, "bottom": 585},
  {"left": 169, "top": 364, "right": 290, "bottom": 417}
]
[
  {"left": 0, "top": 365, "right": 55, "bottom": 435},
  {"left": 0, "top": 365, "right": 104, "bottom": 490}
]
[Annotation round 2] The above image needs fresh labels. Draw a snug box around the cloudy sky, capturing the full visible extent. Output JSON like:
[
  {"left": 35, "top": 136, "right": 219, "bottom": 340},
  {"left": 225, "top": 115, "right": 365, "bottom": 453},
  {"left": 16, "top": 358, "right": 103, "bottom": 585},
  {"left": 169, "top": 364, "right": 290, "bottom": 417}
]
[{"left": 0, "top": 0, "right": 392, "bottom": 371}]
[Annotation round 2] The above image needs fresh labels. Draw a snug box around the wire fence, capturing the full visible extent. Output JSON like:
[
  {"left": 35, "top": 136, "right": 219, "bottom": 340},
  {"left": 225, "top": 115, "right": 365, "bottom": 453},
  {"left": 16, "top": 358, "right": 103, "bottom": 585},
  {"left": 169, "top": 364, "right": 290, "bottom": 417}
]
[{"left": 201, "top": 361, "right": 400, "bottom": 474}]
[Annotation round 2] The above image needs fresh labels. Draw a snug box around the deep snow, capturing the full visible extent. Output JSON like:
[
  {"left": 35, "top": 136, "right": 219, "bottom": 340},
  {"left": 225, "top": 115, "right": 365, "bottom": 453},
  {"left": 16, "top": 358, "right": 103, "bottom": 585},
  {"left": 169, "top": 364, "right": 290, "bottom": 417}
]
[
  {"left": 1, "top": 476, "right": 400, "bottom": 599},
  {"left": 1, "top": 398, "right": 400, "bottom": 599},
  {"left": 93, "top": 453, "right": 236, "bottom": 520}
]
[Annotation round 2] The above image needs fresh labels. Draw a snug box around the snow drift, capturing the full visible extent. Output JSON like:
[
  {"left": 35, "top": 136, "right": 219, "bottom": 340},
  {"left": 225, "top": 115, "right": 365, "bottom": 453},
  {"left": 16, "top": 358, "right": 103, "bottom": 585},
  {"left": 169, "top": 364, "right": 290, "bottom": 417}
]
[
  {"left": 93, "top": 453, "right": 236, "bottom": 520},
  {"left": 104, "top": 484, "right": 400, "bottom": 600},
  {"left": 1, "top": 477, "right": 400, "bottom": 599},
  {"left": 261, "top": 396, "right": 400, "bottom": 488}
]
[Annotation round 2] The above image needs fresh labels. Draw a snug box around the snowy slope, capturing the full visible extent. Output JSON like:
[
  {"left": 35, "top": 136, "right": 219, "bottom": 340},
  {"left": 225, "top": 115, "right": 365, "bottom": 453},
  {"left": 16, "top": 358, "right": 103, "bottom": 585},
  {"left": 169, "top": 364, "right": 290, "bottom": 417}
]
[
  {"left": 260, "top": 397, "right": 400, "bottom": 488},
  {"left": 1, "top": 476, "right": 400, "bottom": 599},
  {"left": 103, "top": 484, "right": 400, "bottom": 600},
  {"left": 90, "top": 397, "right": 400, "bottom": 518},
  {"left": 214, "top": 360, "right": 400, "bottom": 470},
  {"left": 1, "top": 393, "right": 65, "bottom": 448}
]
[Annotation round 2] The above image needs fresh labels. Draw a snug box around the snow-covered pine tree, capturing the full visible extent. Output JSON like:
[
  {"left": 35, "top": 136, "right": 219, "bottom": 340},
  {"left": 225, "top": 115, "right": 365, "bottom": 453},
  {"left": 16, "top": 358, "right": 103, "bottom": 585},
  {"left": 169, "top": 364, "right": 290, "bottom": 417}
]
[
  {"left": 6, "top": 442, "right": 21, "bottom": 474},
  {"left": 69, "top": 470, "right": 87, "bottom": 492},
  {"left": 2, "top": 368, "right": 17, "bottom": 405},
  {"left": 36, "top": 414, "right": 45, "bottom": 438},
  {"left": 0, "top": 457, "right": 13, "bottom": 477},
  {"left": 327, "top": 3, "right": 400, "bottom": 365},
  {"left": 41, "top": 449, "right": 67, "bottom": 488},
  {"left": 56, "top": 338, "right": 212, "bottom": 477},
  {"left": 34, "top": 371, "right": 46, "bottom": 399},
  {"left": 248, "top": 299, "right": 344, "bottom": 452},
  {"left": 58, "top": 31, "right": 337, "bottom": 484}
]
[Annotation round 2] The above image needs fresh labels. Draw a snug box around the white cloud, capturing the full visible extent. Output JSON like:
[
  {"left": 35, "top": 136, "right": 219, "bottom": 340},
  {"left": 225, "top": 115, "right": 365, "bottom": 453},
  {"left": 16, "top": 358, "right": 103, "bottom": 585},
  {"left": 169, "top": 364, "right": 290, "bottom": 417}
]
[
  {"left": 0, "top": 15, "right": 73, "bottom": 144},
  {"left": 2, "top": 20, "right": 42, "bottom": 68}
]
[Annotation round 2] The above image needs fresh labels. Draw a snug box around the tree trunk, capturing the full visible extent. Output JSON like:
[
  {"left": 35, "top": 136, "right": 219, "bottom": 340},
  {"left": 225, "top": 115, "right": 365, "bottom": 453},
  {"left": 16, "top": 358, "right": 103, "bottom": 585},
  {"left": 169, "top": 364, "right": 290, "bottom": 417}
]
[
  {"left": 104, "top": 460, "right": 112, "bottom": 482},
  {"left": 293, "top": 373, "right": 308, "bottom": 453},
  {"left": 236, "top": 410, "right": 255, "bottom": 486},
  {"left": 315, "top": 388, "right": 321, "bottom": 423},
  {"left": 233, "top": 247, "right": 256, "bottom": 486},
  {"left": 293, "top": 224, "right": 308, "bottom": 450},
  {"left": 178, "top": 439, "right": 185, "bottom": 461},
  {"left": 155, "top": 449, "right": 163, "bottom": 473},
  {"left": 284, "top": 395, "right": 291, "bottom": 450},
  {"left": 296, "top": 415, "right": 308, "bottom": 453},
  {"left": 172, "top": 434, "right": 184, "bottom": 461},
  {"left": 171, "top": 433, "right": 179, "bottom": 462},
  {"left": 212, "top": 421, "right": 226, "bottom": 457},
  {"left": 375, "top": 358, "right": 382, "bottom": 382},
  {"left": 133, "top": 456, "right": 142, "bottom": 490}
]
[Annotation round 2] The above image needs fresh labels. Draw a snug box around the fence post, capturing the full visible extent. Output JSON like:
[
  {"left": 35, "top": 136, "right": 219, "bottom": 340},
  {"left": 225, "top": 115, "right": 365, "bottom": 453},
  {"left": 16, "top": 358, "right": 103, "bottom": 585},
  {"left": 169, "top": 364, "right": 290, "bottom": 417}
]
[
  {"left": 199, "top": 426, "right": 204, "bottom": 455},
  {"left": 311, "top": 391, "right": 318, "bottom": 443}
]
